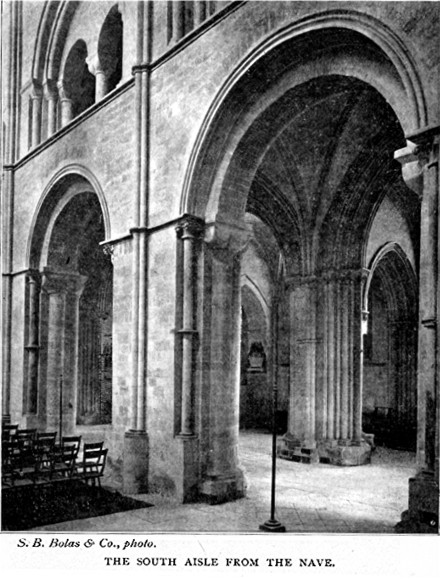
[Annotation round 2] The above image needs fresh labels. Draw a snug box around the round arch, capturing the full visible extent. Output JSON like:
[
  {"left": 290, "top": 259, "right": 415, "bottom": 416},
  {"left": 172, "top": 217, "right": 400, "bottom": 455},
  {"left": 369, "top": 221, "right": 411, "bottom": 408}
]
[
  {"left": 27, "top": 165, "right": 111, "bottom": 269},
  {"left": 181, "top": 11, "right": 426, "bottom": 226}
]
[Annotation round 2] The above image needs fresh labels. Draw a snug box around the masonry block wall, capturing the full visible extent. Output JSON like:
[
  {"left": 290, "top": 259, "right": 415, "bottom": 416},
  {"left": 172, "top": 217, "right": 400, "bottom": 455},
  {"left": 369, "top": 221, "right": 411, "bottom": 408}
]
[{"left": 2, "top": 1, "right": 439, "bottom": 530}]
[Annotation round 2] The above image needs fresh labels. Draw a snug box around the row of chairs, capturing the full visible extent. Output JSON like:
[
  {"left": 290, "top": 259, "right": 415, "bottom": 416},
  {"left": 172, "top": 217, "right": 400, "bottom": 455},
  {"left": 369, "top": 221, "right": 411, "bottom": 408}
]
[{"left": 2, "top": 430, "right": 108, "bottom": 490}]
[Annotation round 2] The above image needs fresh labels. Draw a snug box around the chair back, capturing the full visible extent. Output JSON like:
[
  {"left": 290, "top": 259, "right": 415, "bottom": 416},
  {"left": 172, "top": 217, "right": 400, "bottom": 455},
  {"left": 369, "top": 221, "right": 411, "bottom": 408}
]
[
  {"left": 61, "top": 436, "right": 82, "bottom": 458},
  {"left": 2, "top": 424, "right": 18, "bottom": 441},
  {"left": 83, "top": 448, "right": 107, "bottom": 474},
  {"left": 83, "top": 441, "right": 104, "bottom": 453},
  {"left": 34, "top": 432, "right": 57, "bottom": 458}
]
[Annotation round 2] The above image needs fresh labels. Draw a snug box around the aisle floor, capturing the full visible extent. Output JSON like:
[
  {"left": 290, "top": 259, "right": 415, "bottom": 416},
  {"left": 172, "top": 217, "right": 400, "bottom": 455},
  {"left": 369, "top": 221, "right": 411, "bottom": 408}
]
[{"left": 32, "top": 431, "right": 416, "bottom": 533}]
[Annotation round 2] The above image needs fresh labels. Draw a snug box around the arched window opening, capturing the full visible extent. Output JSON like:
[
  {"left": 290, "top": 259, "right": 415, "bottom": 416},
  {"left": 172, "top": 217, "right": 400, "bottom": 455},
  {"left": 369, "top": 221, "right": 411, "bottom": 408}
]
[
  {"left": 98, "top": 5, "right": 123, "bottom": 94},
  {"left": 63, "top": 40, "right": 95, "bottom": 119}
]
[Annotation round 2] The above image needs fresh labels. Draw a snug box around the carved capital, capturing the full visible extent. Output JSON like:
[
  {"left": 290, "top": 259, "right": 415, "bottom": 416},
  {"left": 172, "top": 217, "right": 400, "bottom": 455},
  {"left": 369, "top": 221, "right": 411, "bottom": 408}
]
[
  {"left": 30, "top": 79, "right": 43, "bottom": 100},
  {"left": 43, "top": 79, "right": 58, "bottom": 101},
  {"left": 285, "top": 274, "right": 318, "bottom": 290},
  {"left": 41, "top": 268, "right": 88, "bottom": 297},
  {"left": 321, "top": 268, "right": 367, "bottom": 284},
  {"left": 395, "top": 125, "right": 440, "bottom": 197},
  {"left": 56, "top": 79, "right": 70, "bottom": 101},
  {"left": 176, "top": 214, "right": 204, "bottom": 240},
  {"left": 204, "top": 219, "right": 251, "bottom": 256},
  {"left": 86, "top": 54, "right": 103, "bottom": 76}
]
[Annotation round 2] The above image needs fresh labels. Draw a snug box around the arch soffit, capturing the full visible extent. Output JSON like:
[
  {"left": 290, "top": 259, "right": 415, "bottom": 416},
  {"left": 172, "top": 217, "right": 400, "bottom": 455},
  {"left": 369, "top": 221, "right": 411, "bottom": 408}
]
[
  {"left": 241, "top": 277, "right": 270, "bottom": 328},
  {"left": 182, "top": 10, "right": 427, "bottom": 223},
  {"left": 32, "top": 1, "right": 59, "bottom": 81},
  {"left": 38, "top": 1, "right": 117, "bottom": 82},
  {"left": 27, "top": 164, "right": 111, "bottom": 269},
  {"left": 363, "top": 242, "right": 418, "bottom": 313}
]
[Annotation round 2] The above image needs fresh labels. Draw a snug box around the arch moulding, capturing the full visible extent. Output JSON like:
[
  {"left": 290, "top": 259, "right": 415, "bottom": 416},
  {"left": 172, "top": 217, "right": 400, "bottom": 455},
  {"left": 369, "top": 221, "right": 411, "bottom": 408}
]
[
  {"left": 181, "top": 9, "right": 427, "bottom": 226},
  {"left": 27, "top": 164, "right": 111, "bottom": 269},
  {"left": 362, "top": 241, "right": 418, "bottom": 314}
]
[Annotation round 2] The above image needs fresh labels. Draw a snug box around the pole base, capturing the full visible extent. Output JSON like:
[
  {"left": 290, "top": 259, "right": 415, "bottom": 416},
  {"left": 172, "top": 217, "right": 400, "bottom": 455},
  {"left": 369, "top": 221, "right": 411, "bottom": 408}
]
[{"left": 259, "top": 519, "right": 286, "bottom": 532}]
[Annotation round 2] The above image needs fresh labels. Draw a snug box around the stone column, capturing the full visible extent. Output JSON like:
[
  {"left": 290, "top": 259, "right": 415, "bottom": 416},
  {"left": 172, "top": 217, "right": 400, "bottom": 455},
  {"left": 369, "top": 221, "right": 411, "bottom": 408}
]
[
  {"left": 171, "top": 1, "right": 185, "bottom": 42},
  {"left": 30, "top": 81, "right": 43, "bottom": 148},
  {"left": 389, "top": 320, "right": 417, "bottom": 429},
  {"left": 278, "top": 276, "right": 319, "bottom": 462},
  {"left": 57, "top": 80, "right": 73, "bottom": 126},
  {"left": 194, "top": 1, "right": 207, "bottom": 26},
  {"left": 176, "top": 216, "right": 203, "bottom": 436},
  {"left": 2, "top": 1, "right": 20, "bottom": 422},
  {"left": 319, "top": 270, "right": 369, "bottom": 465},
  {"left": 25, "top": 272, "right": 40, "bottom": 415},
  {"left": 395, "top": 128, "right": 439, "bottom": 531},
  {"left": 123, "top": 1, "right": 152, "bottom": 494},
  {"left": 40, "top": 269, "right": 86, "bottom": 432},
  {"left": 87, "top": 55, "right": 108, "bottom": 102},
  {"left": 200, "top": 221, "right": 250, "bottom": 503},
  {"left": 207, "top": 1, "right": 217, "bottom": 17},
  {"left": 43, "top": 80, "right": 58, "bottom": 137}
]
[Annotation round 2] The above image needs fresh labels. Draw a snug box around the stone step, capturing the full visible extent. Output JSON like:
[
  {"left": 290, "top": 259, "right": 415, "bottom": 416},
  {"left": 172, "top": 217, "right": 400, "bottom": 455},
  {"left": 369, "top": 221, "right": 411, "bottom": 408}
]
[{"left": 278, "top": 447, "right": 319, "bottom": 464}]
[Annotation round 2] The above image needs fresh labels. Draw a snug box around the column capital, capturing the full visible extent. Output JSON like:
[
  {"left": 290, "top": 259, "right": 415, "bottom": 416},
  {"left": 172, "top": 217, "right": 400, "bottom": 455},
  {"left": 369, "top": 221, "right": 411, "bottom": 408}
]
[
  {"left": 85, "top": 53, "right": 103, "bottom": 77},
  {"left": 176, "top": 214, "right": 205, "bottom": 239},
  {"left": 26, "top": 268, "right": 41, "bottom": 282},
  {"left": 30, "top": 79, "right": 43, "bottom": 99},
  {"left": 395, "top": 125, "right": 440, "bottom": 196},
  {"left": 321, "top": 268, "right": 368, "bottom": 284},
  {"left": 56, "top": 79, "right": 70, "bottom": 101},
  {"left": 41, "top": 268, "right": 87, "bottom": 297},
  {"left": 43, "top": 79, "right": 58, "bottom": 100},
  {"left": 406, "top": 124, "right": 440, "bottom": 150},
  {"left": 204, "top": 219, "right": 251, "bottom": 257},
  {"left": 285, "top": 274, "right": 318, "bottom": 290}
]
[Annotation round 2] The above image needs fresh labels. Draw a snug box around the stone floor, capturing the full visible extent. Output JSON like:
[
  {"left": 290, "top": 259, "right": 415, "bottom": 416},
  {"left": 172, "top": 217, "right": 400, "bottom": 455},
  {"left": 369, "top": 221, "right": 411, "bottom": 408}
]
[{"left": 32, "top": 431, "right": 417, "bottom": 534}]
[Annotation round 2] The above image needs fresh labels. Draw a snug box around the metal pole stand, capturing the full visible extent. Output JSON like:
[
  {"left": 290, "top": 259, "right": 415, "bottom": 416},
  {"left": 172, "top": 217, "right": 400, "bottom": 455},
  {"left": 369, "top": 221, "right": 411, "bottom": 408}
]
[{"left": 259, "top": 253, "right": 286, "bottom": 533}]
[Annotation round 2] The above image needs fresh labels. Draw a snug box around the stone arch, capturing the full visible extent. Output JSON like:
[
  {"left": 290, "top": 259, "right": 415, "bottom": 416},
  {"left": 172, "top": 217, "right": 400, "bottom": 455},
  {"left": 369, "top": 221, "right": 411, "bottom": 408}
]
[
  {"left": 61, "top": 39, "right": 95, "bottom": 119},
  {"left": 317, "top": 119, "right": 405, "bottom": 273},
  {"left": 98, "top": 4, "right": 123, "bottom": 94},
  {"left": 31, "top": 1, "right": 61, "bottom": 82},
  {"left": 185, "top": 14, "right": 428, "bottom": 500},
  {"left": 363, "top": 242, "right": 418, "bottom": 314},
  {"left": 240, "top": 282, "right": 271, "bottom": 430},
  {"left": 24, "top": 170, "right": 113, "bottom": 431},
  {"left": 31, "top": 1, "right": 126, "bottom": 139},
  {"left": 362, "top": 243, "right": 418, "bottom": 449},
  {"left": 27, "top": 165, "right": 110, "bottom": 269},
  {"left": 181, "top": 11, "right": 427, "bottom": 224}
]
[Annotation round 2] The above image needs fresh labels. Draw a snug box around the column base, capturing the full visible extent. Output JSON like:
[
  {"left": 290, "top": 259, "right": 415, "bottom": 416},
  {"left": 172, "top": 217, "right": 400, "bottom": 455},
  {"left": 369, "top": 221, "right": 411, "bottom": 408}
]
[
  {"left": 123, "top": 430, "right": 149, "bottom": 494},
  {"left": 395, "top": 471, "right": 439, "bottom": 533},
  {"left": 277, "top": 434, "right": 319, "bottom": 464},
  {"left": 175, "top": 435, "right": 200, "bottom": 503},
  {"left": 318, "top": 440, "right": 371, "bottom": 466},
  {"left": 200, "top": 469, "right": 246, "bottom": 504}
]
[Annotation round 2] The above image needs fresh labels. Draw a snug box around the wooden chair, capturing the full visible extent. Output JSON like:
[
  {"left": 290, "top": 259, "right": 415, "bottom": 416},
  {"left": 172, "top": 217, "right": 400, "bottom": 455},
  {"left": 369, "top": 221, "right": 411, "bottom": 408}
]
[
  {"left": 59, "top": 435, "right": 82, "bottom": 458},
  {"left": 34, "top": 432, "right": 57, "bottom": 473},
  {"left": 48, "top": 436, "right": 82, "bottom": 483},
  {"left": 50, "top": 446, "right": 77, "bottom": 481},
  {"left": 75, "top": 447, "right": 108, "bottom": 487},
  {"left": 2, "top": 440, "right": 20, "bottom": 487},
  {"left": 2, "top": 424, "right": 18, "bottom": 441},
  {"left": 13, "top": 429, "right": 37, "bottom": 454},
  {"left": 52, "top": 435, "right": 81, "bottom": 462}
]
